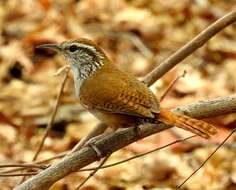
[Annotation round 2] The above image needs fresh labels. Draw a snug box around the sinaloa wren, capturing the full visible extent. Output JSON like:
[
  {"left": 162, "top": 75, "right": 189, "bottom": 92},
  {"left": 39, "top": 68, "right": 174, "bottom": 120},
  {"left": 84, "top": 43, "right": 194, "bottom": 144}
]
[{"left": 38, "top": 38, "right": 217, "bottom": 138}]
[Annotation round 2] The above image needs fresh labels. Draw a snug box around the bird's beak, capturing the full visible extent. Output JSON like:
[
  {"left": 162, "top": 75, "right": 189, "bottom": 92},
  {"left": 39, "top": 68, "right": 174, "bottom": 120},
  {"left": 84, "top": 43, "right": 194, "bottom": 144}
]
[{"left": 36, "top": 43, "right": 61, "bottom": 52}]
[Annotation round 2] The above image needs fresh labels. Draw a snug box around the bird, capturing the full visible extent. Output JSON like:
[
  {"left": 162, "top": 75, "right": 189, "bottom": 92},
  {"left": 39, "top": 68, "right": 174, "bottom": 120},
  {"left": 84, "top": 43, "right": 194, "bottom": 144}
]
[{"left": 37, "top": 38, "right": 217, "bottom": 139}]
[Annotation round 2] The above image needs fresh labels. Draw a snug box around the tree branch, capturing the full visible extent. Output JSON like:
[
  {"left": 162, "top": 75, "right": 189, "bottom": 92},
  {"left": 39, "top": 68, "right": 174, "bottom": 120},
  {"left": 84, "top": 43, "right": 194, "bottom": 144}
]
[
  {"left": 174, "top": 94, "right": 236, "bottom": 118},
  {"left": 14, "top": 94, "right": 236, "bottom": 190},
  {"left": 143, "top": 9, "right": 236, "bottom": 86}
]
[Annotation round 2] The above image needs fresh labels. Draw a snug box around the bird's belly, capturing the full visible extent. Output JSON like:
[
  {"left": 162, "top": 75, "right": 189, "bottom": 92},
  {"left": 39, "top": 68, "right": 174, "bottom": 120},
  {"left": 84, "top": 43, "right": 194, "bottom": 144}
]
[{"left": 90, "top": 110, "right": 140, "bottom": 129}]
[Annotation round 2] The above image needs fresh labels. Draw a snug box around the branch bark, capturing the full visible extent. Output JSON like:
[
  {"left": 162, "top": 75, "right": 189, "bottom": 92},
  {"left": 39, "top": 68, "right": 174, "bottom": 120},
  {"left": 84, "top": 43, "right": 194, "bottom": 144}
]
[{"left": 14, "top": 94, "right": 236, "bottom": 190}]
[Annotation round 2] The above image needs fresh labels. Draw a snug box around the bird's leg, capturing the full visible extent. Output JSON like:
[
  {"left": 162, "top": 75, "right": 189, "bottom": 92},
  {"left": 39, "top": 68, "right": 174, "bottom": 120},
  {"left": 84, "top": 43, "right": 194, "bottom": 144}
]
[
  {"left": 84, "top": 133, "right": 109, "bottom": 160},
  {"left": 85, "top": 125, "right": 141, "bottom": 158},
  {"left": 133, "top": 125, "right": 142, "bottom": 139},
  {"left": 85, "top": 127, "right": 116, "bottom": 159}
]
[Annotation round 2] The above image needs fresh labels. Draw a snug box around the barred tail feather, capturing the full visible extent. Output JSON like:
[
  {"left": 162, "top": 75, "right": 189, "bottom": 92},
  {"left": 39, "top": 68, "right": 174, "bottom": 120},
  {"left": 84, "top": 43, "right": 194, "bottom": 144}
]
[{"left": 159, "top": 109, "right": 217, "bottom": 139}]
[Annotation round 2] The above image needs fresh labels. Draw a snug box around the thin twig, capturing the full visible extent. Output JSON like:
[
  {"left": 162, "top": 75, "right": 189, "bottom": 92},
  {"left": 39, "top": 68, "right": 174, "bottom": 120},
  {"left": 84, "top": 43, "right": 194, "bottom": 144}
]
[
  {"left": 32, "top": 68, "right": 69, "bottom": 161},
  {"left": 0, "top": 152, "right": 67, "bottom": 175},
  {"left": 0, "top": 173, "right": 38, "bottom": 177},
  {"left": 0, "top": 164, "right": 46, "bottom": 170},
  {"left": 0, "top": 168, "right": 39, "bottom": 176},
  {"left": 160, "top": 70, "right": 186, "bottom": 102},
  {"left": 75, "top": 154, "right": 111, "bottom": 190},
  {"left": 177, "top": 128, "right": 236, "bottom": 189},
  {"left": 79, "top": 135, "right": 196, "bottom": 172}
]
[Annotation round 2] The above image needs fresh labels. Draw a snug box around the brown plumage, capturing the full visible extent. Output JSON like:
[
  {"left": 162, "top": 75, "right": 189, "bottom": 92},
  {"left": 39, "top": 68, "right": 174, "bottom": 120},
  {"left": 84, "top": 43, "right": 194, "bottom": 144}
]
[
  {"left": 38, "top": 38, "right": 217, "bottom": 139},
  {"left": 79, "top": 60, "right": 217, "bottom": 138}
]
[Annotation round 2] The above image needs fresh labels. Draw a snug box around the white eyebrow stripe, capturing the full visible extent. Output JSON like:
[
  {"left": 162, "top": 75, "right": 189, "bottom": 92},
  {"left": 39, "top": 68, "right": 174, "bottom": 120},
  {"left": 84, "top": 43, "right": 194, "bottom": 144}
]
[
  {"left": 72, "top": 43, "right": 97, "bottom": 52},
  {"left": 76, "top": 43, "right": 105, "bottom": 60}
]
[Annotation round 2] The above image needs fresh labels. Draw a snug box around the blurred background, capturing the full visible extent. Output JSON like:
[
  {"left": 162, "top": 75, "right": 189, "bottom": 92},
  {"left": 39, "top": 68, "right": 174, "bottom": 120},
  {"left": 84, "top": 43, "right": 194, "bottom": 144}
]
[{"left": 0, "top": 0, "right": 236, "bottom": 189}]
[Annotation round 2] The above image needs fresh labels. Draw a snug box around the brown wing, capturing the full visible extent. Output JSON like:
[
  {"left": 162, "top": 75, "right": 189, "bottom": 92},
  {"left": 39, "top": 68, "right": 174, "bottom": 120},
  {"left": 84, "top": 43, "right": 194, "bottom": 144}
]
[{"left": 79, "top": 64, "right": 160, "bottom": 118}]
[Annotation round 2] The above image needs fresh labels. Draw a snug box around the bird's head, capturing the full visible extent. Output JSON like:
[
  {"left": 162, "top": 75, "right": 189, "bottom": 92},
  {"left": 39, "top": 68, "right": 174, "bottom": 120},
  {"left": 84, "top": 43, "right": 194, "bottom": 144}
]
[{"left": 37, "top": 38, "right": 107, "bottom": 79}]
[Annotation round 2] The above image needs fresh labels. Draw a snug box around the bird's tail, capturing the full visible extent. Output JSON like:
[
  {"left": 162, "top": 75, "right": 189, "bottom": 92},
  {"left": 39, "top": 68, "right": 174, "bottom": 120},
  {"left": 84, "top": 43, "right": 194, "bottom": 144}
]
[{"left": 159, "top": 109, "right": 217, "bottom": 139}]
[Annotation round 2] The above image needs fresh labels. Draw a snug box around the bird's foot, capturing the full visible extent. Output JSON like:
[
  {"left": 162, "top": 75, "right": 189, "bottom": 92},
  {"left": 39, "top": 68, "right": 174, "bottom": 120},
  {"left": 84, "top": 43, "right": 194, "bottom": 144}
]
[
  {"left": 85, "top": 133, "right": 108, "bottom": 160},
  {"left": 88, "top": 143, "right": 102, "bottom": 160},
  {"left": 133, "top": 126, "right": 142, "bottom": 138}
]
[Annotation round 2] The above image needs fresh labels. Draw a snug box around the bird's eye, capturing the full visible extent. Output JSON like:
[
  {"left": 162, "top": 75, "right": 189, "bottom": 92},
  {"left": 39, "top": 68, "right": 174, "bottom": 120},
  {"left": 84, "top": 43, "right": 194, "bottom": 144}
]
[{"left": 68, "top": 45, "right": 78, "bottom": 52}]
